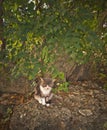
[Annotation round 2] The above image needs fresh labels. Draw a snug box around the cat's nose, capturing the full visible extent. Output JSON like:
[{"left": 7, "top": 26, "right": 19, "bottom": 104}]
[{"left": 46, "top": 85, "right": 49, "bottom": 89}]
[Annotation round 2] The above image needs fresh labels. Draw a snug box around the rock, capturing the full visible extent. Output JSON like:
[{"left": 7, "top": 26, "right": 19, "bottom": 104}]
[
  {"left": 8, "top": 82, "right": 107, "bottom": 130},
  {"left": 9, "top": 100, "right": 72, "bottom": 130},
  {"left": 78, "top": 109, "right": 93, "bottom": 116}
]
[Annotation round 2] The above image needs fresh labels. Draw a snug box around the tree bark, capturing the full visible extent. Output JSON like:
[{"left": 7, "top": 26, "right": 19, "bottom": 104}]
[
  {"left": 0, "top": 0, "right": 5, "bottom": 51},
  {"left": 55, "top": 53, "right": 92, "bottom": 82}
]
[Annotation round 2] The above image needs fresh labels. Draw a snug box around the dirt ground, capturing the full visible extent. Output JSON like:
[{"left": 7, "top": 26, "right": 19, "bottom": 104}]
[{"left": 0, "top": 79, "right": 107, "bottom": 130}]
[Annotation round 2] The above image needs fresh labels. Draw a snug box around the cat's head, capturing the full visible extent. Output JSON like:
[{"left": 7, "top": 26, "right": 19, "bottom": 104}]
[
  {"left": 40, "top": 78, "right": 56, "bottom": 88},
  {"left": 39, "top": 78, "right": 56, "bottom": 94}
]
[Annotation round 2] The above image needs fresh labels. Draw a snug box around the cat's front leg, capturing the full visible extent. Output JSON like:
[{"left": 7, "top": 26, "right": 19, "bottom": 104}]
[
  {"left": 41, "top": 98, "right": 46, "bottom": 105},
  {"left": 46, "top": 93, "right": 53, "bottom": 102},
  {"left": 34, "top": 95, "right": 46, "bottom": 105}
]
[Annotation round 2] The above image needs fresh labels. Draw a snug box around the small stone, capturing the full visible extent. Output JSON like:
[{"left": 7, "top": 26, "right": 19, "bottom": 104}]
[
  {"left": 78, "top": 109, "right": 93, "bottom": 116},
  {"left": 94, "top": 90, "right": 100, "bottom": 94}
]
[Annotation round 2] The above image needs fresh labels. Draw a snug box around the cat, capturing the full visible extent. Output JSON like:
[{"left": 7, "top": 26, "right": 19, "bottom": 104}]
[{"left": 34, "top": 78, "right": 55, "bottom": 106}]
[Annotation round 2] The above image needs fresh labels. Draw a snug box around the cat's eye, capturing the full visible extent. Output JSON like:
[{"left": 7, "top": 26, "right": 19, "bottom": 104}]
[{"left": 42, "top": 84, "right": 46, "bottom": 87}]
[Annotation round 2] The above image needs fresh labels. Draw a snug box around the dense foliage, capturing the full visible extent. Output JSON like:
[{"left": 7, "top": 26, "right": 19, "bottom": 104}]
[{"left": 0, "top": 0, "right": 107, "bottom": 83}]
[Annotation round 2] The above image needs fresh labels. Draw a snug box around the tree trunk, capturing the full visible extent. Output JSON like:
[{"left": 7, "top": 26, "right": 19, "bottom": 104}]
[
  {"left": 0, "top": 0, "right": 5, "bottom": 51},
  {"left": 55, "top": 53, "right": 92, "bottom": 82}
]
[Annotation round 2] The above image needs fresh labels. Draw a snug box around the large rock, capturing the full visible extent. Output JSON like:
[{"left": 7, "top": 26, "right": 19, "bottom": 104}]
[
  {"left": 9, "top": 100, "right": 72, "bottom": 130},
  {"left": 9, "top": 82, "right": 107, "bottom": 130}
]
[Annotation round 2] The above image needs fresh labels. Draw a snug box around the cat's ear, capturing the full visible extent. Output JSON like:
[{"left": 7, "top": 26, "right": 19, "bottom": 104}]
[
  {"left": 52, "top": 79, "right": 56, "bottom": 83},
  {"left": 40, "top": 77, "right": 44, "bottom": 83}
]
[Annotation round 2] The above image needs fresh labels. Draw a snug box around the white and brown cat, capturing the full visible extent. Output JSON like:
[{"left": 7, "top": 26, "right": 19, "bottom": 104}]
[{"left": 34, "top": 78, "right": 55, "bottom": 106}]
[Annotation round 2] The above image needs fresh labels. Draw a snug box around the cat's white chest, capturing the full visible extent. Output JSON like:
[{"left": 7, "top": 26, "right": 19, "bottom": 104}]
[{"left": 40, "top": 85, "right": 52, "bottom": 96}]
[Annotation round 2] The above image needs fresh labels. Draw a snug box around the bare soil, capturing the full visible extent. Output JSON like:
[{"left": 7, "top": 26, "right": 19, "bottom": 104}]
[{"left": 0, "top": 80, "right": 107, "bottom": 130}]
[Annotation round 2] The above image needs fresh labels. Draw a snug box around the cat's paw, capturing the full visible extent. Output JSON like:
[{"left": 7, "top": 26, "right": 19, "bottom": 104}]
[
  {"left": 41, "top": 98, "right": 46, "bottom": 105},
  {"left": 38, "top": 99, "right": 42, "bottom": 104},
  {"left": 42, "top": 102, "right": 46, "bottom": 105},
  {"left": 46, "top": 103, "right": 50, "bottom": 107}
]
